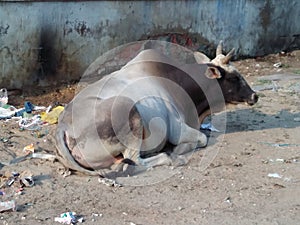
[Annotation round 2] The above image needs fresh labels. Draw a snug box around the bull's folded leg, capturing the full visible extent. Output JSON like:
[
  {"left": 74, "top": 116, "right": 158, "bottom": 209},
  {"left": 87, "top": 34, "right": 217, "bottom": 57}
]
[
  {"left": 175, "top": 123, "right": 207, "bottom": 148},
  {"left": 108, "top": 147, "right": 143, "bottom": 177},
  {"left": 138, "top": 153, "right": 172, "bottom": 167},
  {"left": 111, "top": 150, "right": 172, "bottom": 174},
  {"left": 168, "top": 123, "right": 208, "bottom": 166}
]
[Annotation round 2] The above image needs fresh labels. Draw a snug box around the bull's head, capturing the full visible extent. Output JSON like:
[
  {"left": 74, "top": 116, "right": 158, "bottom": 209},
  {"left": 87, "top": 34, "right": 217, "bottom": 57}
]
[{"left": 194, "top": 41, "right": 258, "bottom": 106}]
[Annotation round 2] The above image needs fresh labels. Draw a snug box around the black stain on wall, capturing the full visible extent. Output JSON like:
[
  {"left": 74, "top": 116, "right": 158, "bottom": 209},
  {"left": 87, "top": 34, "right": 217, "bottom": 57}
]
[
  {"left": 259, "top": 0, "right": 273, "bottom": 31},
  {"left": 38, "top": 27, "right": 58, "bottom": 79},
  {"left": 0, "top": 24, "right": 9, "bottom": 36},
  {"left": 64, "top": 20, "right": 73, "bottom": 36},
  {"left": 64, "top": 19, "right": 91, "bottom": 37},
  {"left": 256, "top": 0, "right": 300, "bottom": 55},
  {"left": 74, "top": 20, "right": 91, "bottom": 37}
]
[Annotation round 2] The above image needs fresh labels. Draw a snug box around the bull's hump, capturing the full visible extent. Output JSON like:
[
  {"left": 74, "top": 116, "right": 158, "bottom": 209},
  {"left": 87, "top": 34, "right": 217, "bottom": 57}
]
[{"left": 123, "top": 49, "right": 178, "bottom": 70}]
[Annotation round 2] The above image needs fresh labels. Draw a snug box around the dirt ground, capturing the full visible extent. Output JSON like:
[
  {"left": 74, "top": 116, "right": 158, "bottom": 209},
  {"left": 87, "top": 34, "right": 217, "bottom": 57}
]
[{"left": 0, "top": 50, "right": 300, "bottom": 225}]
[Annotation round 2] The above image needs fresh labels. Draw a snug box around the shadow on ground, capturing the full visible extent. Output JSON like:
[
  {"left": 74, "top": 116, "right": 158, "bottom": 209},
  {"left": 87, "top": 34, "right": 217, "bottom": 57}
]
[
  {"left": 223, "top": 109, "right": 300, "bottom": 133},
  {"left": 202, "top": 108, "right": 300, "bottom": 147}
]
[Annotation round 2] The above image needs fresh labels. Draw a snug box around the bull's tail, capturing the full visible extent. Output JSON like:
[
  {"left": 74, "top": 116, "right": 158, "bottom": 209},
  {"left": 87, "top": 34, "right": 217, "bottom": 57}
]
[{"left": 55, "top": 125, "right": 107, "bottom": 176}]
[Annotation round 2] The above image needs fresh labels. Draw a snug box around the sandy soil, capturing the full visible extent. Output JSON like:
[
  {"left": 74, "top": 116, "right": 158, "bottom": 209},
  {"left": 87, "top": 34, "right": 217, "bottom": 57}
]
[{"left": 0, "top": 50, "right": 300, "bottom": 225}]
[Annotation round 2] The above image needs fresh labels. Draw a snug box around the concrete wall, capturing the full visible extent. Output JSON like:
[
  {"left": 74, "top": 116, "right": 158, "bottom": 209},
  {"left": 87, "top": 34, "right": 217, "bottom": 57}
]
[{"left": 0, "top": 0, "right": 299, "bottom": 88}]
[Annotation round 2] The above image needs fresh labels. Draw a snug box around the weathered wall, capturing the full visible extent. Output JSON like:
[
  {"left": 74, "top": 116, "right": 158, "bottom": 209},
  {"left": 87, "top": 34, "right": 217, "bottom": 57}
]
[{"left": 0, "top": 0, "right": 299, "bottom": 88}]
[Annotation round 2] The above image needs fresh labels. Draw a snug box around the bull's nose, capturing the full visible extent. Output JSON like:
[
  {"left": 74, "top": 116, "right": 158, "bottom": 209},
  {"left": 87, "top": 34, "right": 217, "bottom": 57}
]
[{"left": 247, "top": 93, "right": 258, "bottom": 105}]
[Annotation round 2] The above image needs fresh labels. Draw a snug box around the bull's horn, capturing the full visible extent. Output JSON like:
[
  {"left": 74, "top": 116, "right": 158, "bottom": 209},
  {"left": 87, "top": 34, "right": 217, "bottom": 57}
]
[
  {"left": 216, "top": 40, "right": 223, "bottom": 56},
  {"left": 222, "top": 48, "right": 235, "bottom": 64}
]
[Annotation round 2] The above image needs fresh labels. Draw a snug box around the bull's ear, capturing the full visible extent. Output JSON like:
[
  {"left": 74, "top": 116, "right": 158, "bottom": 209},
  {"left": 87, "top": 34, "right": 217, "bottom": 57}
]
[
  {"left": 205, "top": 66, "right": 222, "bottom": 79},
  {"left": 194, "top": 52, "right": 211, "bottom": 63}
]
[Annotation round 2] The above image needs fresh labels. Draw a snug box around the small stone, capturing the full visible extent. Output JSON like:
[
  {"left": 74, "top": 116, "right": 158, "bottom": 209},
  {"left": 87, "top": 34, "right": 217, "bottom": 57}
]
[{"left": 225, "top": 197, "right": 232, "bottom": 204}]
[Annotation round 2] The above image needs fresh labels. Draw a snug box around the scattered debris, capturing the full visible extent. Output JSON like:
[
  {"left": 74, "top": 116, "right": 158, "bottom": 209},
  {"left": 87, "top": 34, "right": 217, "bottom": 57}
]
[
  {"left": 0, "top": 137, "right": 9, "bottom": 143},
  {"left": 18, "top": 115, "right": 43, "bottom": 131},
  {"left": 98, "top": 177, "right": 122, "bottom": 187},
  {"left": 268, "top": 173, "right": 282, "bottom": 179},
  {"left": 31, "top": 153, "right": 56, "bottom": 161},
  {"left": 91, "top": 212, "right": 102, "bottom": 222},
  {"left": 31, "top": 129, "right": 49, "bottom": 138},
  {"left": 273, "top": 62, "right": 282, "bottom": 68},
  {"left": 23, "top": 143, "right": 35, "bottom": 155},
  {"left": 14, "top": 101, "right": 35, "bottom": 118},
  {"left": 0, "top": 107, "right": 16, "bottom": 119},
  {"left": 0, "top": 97, "right": 45, "bottom": 120},
  {"left": 200, "top": 123, "right": 220, "bottom": 132},
  {"left": 0, "top": 170, "right": 34, "bottom": 190},
  {"left": 5, "top": 176, "right": 15, "bottom": 187},
  {"left": 0, "top": 89, "right": 60, "bottom": 137},
  {"left": 224, "top": 196, "right": 232, "bottom": 204},
  {"left": 0, "top": 200, "right": 16, "bottom": 212},
  {"left": 20, "top": 175, "right": 34, "bottom": 188},
  {"left": 54, "top": 212, "right": 83, "bottom": 224},
  {"left": 269, "top": 158, "right": 285, "bottom": 163},
  {"left": 258, "top": 142, "right": 300, "bottom": 147},
  {"left": 91, "top": 213, "right": 102, "bottom": 217},
  {"left": 40, "top": 106, "right": 64, "bottom": 124},
  {"left": 0, "top": 151, "right": 56, "bottom": 168},
  {"left": 263, "top": 158, "right": 300, "bottom": 164}
]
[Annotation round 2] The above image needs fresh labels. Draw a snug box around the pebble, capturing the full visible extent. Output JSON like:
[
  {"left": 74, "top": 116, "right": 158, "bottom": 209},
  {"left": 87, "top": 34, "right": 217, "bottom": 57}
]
[{"left": 293, "top": 117, "right": 300, "bottom": 122}]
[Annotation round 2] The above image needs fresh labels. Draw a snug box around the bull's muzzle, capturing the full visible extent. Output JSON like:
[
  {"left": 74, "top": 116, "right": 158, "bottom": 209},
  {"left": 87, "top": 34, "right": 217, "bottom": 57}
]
[{"left": 247, "top": 93, "right": 259, "bottom": 105}]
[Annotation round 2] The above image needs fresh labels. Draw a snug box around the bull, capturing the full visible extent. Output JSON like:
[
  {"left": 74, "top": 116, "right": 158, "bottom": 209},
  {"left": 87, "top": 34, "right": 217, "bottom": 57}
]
[{"left": 55, "top": 41, "right": 258, "bottom": 177}]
